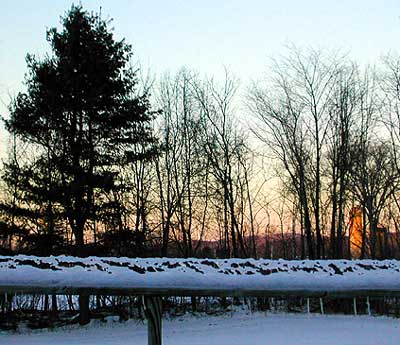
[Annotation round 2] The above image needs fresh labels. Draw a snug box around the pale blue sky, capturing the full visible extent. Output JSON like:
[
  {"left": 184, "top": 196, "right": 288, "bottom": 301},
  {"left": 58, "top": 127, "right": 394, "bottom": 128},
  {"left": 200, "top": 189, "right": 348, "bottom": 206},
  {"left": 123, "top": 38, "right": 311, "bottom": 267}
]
[{"left": 0, "top": 0, "right": 400, "bottom": 131}]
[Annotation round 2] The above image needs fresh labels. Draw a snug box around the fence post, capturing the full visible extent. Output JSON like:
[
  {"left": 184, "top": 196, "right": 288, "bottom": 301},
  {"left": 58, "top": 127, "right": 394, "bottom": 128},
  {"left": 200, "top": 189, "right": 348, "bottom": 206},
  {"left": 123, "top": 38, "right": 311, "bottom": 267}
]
[
  {"left": 366, "top": 296, "right": 371, "bottom": 316},
  {"left": 353, "top": 297, "right": 357, "bottom": 316},
  {"left": 143, "top": 296, "right": 163, "bottom": 345},
  {"left": 319, "top": 298, "right": 324, "bottom": 315}
]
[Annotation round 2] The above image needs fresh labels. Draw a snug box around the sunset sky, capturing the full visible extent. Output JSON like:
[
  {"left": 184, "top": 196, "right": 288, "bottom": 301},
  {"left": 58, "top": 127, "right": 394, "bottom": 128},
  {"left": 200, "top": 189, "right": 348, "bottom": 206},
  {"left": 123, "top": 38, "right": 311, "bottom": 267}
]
[{"left": 1, "top": 0, "right": 400, "bottom": 144}]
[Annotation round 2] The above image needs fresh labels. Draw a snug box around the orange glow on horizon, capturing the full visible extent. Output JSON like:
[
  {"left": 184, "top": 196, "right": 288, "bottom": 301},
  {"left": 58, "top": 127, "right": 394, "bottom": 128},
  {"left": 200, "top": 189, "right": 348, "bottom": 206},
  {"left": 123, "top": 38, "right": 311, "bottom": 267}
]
[{"left": 349, "top": 206, "right": 363, "bottom": 258}]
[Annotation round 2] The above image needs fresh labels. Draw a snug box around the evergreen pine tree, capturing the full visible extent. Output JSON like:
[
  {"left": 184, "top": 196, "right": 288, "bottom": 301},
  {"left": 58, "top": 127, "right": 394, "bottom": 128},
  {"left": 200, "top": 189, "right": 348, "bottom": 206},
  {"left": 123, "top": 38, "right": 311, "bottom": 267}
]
[{"left": 6, "top": 5, "right": 157, "bottom": 250}]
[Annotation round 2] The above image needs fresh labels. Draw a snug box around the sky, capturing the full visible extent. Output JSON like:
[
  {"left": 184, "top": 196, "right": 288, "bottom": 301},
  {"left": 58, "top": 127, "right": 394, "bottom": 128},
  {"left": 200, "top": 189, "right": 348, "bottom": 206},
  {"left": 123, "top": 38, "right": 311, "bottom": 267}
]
[{"left": 0, "top": 0, "right": 400, "bottom": 149}]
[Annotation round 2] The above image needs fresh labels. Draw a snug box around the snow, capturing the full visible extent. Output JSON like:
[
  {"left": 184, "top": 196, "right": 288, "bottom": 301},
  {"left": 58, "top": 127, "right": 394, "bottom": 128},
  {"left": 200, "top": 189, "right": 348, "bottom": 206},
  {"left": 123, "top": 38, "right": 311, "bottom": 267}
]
[
  {"left": 1, "top": 312, "right": 399, "bottom": 345},
  {"left": 0, "top": 255, "right": 400, "bottom": 296}
]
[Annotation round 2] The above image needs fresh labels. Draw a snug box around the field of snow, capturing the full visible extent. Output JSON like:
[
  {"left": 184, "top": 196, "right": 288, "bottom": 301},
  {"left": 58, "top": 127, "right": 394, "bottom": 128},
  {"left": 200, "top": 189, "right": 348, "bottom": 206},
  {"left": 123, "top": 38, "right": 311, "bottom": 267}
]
[{"left": 1, "top": 311, "right": 399, "bottom": 345}]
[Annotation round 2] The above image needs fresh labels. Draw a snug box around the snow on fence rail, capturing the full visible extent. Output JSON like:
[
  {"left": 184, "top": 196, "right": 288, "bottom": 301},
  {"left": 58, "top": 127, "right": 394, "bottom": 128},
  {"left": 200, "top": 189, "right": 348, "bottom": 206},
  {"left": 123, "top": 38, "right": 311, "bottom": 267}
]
[
  {"left": 2, "top": 255, "right": 400, "bottom": 345},
  {"left": 0, "top": 255, "right": 400, "bottom": 297}
]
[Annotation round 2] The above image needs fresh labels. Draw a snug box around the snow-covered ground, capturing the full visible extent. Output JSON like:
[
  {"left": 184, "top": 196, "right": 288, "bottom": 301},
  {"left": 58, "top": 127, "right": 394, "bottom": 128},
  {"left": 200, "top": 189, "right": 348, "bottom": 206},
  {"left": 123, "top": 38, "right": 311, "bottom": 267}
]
[{"left": 1, "top": 311, "right": 399, "bottom": 345}]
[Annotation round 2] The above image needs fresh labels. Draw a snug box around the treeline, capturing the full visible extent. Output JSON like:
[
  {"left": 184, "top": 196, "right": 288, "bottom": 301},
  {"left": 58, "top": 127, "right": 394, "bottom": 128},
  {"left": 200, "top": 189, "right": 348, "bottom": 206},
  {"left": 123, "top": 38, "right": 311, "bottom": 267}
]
[{"left": 1, "top": 6, "right": 400, "bottom": 262}]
